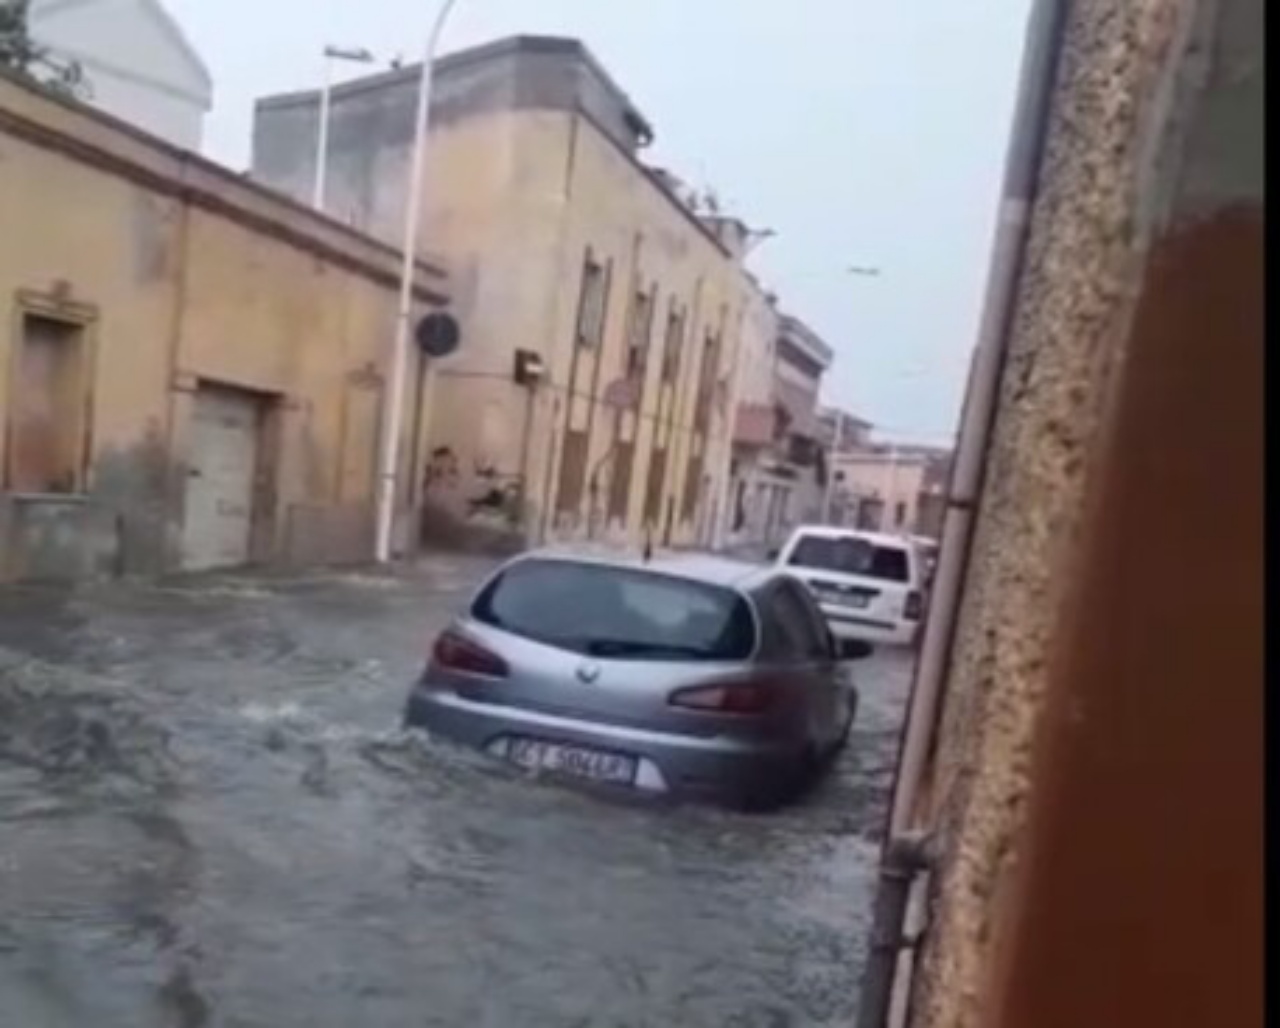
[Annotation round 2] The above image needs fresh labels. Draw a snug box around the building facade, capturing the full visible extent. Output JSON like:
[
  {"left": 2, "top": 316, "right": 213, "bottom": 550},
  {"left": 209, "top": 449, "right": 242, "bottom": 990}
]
[
  {"left": 0, "top": 73, "right": 448, "bottom": 581},
  {"left": 28, "top": 0, "right": 212, "bottom": 150},
  {"left": 829, "top": 445, "right": 950, "bottom": 537},
  {"left": 723, "top": 312, "right": 833, "bottom": 554},
  {"left": 253, "top": 35, "right": 762, "bottom": 553},
  {"left": 816, "top": 406, "right": 873, "bottom": 453}
]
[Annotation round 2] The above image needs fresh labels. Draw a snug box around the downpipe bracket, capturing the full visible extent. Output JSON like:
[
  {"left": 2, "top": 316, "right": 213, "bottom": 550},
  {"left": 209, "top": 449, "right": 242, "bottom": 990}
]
[
  {"left": 855, "top": 832, "right": 936, "bottom": 1028},
  {"left": 883, "top": 830, "right": 936, "bottom": 875}
]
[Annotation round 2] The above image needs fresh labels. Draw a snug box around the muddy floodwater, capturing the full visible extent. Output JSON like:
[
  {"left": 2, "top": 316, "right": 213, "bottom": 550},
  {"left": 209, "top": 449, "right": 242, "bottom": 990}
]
[{"left": 0, "top": 555, "right": 911, "bottom": 1028}]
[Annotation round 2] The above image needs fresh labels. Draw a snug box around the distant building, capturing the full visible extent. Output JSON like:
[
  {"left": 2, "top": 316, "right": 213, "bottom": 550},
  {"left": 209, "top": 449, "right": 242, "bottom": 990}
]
[
  {"left": 29, "top": 0, "right": 212, "bottom": 150},
  {"left": 817, "top": 406, "right": 874, "bottom": 452},
  {"left": 829, "top": 443, "right": 951, "bottom": 537},
  {"left": 723, "top": 311, "right": 834, "bottom": 552},
  {"left": 252, "top": 35, "right": 765, "bottom": 553}
]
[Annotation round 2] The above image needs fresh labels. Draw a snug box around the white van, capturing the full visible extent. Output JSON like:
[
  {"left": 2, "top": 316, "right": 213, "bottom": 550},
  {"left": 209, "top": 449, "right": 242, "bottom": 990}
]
[{"left": 774, "top": 526, "right": 926, "bottom": 647}]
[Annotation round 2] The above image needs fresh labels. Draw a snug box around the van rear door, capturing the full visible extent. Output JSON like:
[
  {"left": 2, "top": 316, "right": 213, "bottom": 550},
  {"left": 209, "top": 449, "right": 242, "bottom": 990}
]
[{"left": 779, "top": 531, "right": 916, "bottom": 625}]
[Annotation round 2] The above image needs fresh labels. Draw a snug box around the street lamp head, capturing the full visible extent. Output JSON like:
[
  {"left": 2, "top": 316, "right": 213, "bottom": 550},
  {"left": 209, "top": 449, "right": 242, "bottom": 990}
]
[{"left": 324, "top": 45, "right": 376, "bottom": 63}]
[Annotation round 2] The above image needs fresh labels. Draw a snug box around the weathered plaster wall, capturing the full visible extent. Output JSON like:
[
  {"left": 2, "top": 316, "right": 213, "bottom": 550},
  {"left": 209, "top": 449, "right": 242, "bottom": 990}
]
[
  {"left": 514, "top": 109, "right": 753, "bottom": 551},
  {"left": 254, "top": 39, "right": 757, "bottom": 553},
  {"left": 0, "top": 72, "right": 448, "bottom": 580},
  {"left": 908, "top": 0, "right": 1263, "bottom": 1024}
]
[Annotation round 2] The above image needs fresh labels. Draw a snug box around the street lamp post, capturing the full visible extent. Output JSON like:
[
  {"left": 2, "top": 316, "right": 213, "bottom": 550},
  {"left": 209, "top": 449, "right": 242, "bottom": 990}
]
[
  {"left": 885, "top": 441, "right": 901, "bottom": 530},
  {"left": 822, "top": 263, "right": 883, "bottom": 524},
  {"left": 313, "top": 44, "right": 376, "bottom": 211},
  {"left": 373, "top": 0, "right": 460, "bottom": 563}
]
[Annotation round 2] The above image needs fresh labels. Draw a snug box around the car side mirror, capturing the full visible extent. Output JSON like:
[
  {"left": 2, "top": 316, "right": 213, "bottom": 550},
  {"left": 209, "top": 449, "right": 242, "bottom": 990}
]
[{"left": 837, "top": 638, "right": 874, "bottom": 661}]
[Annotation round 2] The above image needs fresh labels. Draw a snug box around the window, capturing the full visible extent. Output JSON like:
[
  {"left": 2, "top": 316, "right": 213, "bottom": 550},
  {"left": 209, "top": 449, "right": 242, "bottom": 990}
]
[
  {"left": 575, "top": 255, "right": 609, "bottom": 349},
  {"left": 625, "top": 287, "right": 656, "bottom": 377},
  {"left": 787, "top": 533, "right": 911, "bottom": 583},
  {"left": 472, "top": 558, "right": 757, "bottom": 661},
  {"left": 856, "top": 498, "right": 884, "bottom": 532},
  {"left": 693, "top": 332, "right": 720, "bottom": 431},
  {"left": 681, "top": 455, "right": 702, "bottom": 522},
  {"left": 660, "top": 304, "right": 686, "bottom": 383},
  {"left": 607, "top": 441, "right": 634, "bottom": 521},
  {"left": 6, "top": 312, "right": 89, "bottom": 493},
  {"left": 556, "top": 430, "right": 589, "bottom": 514},
  {"left": 643, "top": 447, "right": 667, "bottom": 525}
]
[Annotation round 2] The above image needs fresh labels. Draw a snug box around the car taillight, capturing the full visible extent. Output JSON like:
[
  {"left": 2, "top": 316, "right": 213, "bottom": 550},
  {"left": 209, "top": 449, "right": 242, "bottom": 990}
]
[
  {"left": 904, "top": 590, "right": 923, "bottom": 621},
  {"left": 669, "top": 681, "right": 778, "bottom": 715},
  {"left": 430, "top": 630, "right": 509, "bottom": 677}
]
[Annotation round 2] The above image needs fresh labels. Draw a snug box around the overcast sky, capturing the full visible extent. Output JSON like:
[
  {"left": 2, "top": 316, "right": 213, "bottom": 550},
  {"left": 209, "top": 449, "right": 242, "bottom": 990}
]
[{"left": 167, "top": 0, "right": 1030, "bottom": 445}]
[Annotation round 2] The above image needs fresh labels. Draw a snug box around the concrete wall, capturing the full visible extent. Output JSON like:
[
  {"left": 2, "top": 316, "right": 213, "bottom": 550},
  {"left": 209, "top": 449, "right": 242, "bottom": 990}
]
[
  {"left": 0, "top": 71, "right": 448, "bottom": 580},
  {"left": 905, "top": 0, "right": 1263, "bottom": 1024},
  {"left": 253, "top": 37, "right": 756, "bottom": 553}
]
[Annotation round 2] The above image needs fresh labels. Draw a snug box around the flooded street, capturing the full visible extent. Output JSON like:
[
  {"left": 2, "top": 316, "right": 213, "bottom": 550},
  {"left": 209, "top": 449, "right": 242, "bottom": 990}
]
[{"left": 0, "top": 554, "right": 912, "bottom": 1028}]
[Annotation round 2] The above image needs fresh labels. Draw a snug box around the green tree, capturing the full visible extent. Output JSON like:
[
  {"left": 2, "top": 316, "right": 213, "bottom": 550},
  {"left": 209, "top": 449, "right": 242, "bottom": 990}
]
[{"left": 0, "top": 0, "right": 87, "bottom": 97}]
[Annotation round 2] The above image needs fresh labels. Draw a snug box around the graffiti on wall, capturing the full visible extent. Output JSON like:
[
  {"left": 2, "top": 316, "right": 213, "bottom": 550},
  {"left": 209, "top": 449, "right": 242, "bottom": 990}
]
[
  {"left": 422, "top": 446, "right": 459, "bottom": 494},
  {"left": 421, "top": 445, "right": 525, "bottom": 529},
  {"left": 467, "top": 460, "right": 524, "bottom": 527}
]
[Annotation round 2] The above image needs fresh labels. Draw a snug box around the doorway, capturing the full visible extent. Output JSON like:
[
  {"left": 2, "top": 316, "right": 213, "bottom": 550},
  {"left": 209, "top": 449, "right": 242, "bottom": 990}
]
[
  {"left": 6, "top": 312, "right": 90, "bottom": 494},
  {"left": 182, "top": 385, "right": 266, "bottom": 571}
]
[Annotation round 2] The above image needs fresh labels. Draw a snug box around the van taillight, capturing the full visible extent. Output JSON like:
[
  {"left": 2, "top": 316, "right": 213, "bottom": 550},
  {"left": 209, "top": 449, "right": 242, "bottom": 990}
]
[
  {"left": 669, "top": 681, "right": 778, "bottom": 715},
  {"left": 430, "top": 630, "right": 509, "bottom": 677},
  {"left": 904, "top": 590, "right": 923, "bottom": 621}
]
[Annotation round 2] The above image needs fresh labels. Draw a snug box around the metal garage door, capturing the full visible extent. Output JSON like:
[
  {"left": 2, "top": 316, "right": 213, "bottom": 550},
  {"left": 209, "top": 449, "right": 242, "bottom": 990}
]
[{"left": 182, "top": 387, "right": 260, "bottom": 571}]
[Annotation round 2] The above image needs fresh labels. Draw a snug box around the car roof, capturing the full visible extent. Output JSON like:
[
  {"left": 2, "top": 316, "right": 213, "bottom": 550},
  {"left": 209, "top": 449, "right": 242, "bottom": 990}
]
[
  {"left": 514, "top": 548, "right": 776, "bottom": 591},
  {"left": 786, "top": 524, "right": 913, "bottom": 549}
]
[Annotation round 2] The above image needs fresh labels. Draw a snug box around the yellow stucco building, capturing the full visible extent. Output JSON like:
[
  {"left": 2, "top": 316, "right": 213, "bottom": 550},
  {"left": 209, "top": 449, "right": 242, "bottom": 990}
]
[
  {"left": 254, "top": 36, "right": 766, "bottom": 553},
  {"left": 0, "top": 71, "right": 448, "bottom": 580}
]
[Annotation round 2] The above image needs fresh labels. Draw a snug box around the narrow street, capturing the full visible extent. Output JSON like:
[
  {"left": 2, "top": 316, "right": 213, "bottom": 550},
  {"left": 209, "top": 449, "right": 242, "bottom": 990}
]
[{"left": 0, "top": 555, "right": 912, "bottom": 1028}]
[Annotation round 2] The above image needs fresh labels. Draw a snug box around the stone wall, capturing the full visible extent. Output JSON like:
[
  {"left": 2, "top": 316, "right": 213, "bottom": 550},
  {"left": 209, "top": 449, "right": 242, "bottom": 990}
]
[{"left": 907, "top": 0, "right": 1263, "bottom": 1024}]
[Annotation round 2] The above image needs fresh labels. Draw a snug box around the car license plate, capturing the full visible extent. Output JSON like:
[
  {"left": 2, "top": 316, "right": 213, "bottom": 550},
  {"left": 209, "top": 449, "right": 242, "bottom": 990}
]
[
  {"left": 506, "top": 738, "right": 637, "bottom": 785},
  {"left": 818, "top": 586, "right": 868, "bottom": 608}
]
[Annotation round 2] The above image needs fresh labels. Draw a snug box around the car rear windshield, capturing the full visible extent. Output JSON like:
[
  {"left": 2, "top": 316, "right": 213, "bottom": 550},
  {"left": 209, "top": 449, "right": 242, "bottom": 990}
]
[
  {"left": 788, "top": 534, "right": 911, "bottom": 583},
  {"left": 471, "top": 559, "right": 756, "bottom": 661}
]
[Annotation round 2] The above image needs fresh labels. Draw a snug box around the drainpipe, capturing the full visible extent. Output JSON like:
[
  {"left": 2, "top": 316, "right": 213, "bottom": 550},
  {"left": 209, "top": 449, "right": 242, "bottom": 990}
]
[
  {"left": 710, "top": 305, "right": 749, "bottom": 551},
  {"left": 857, "top": 833, "right": 934, "bottom": 1028},
  {"left": 855, "top": 0, "right": 1071, "bottom": 1025}
]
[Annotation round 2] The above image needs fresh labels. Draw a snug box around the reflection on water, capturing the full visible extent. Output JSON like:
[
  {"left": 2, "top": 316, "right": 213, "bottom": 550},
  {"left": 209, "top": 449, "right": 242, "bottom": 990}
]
[{"left": 0, "top": 561, "right": 910, "bottom": 1028}]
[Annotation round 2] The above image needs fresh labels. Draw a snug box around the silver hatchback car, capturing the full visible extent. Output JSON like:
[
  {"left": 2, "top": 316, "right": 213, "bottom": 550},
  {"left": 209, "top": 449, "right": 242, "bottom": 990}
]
[{"left": 402, "top": 551, "right": 873, "bottom": 809}]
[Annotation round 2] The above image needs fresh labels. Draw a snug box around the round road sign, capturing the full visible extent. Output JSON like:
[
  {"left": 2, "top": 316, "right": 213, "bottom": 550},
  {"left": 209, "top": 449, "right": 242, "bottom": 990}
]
[{"left": 414, "top": 312, "right": 461, "bottom": 357}]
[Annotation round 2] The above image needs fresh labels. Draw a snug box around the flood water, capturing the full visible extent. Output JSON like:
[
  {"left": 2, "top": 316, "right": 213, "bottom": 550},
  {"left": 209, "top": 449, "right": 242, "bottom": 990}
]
[{"left": 0, "top": 555, "right": 911, "bottom": 1028}]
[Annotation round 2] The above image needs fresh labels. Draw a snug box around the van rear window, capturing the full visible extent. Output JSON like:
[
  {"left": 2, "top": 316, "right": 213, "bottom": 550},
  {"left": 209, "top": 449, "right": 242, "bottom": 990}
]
[{"left": 788, "top": 535, "right": 910, "bottom": 583}]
